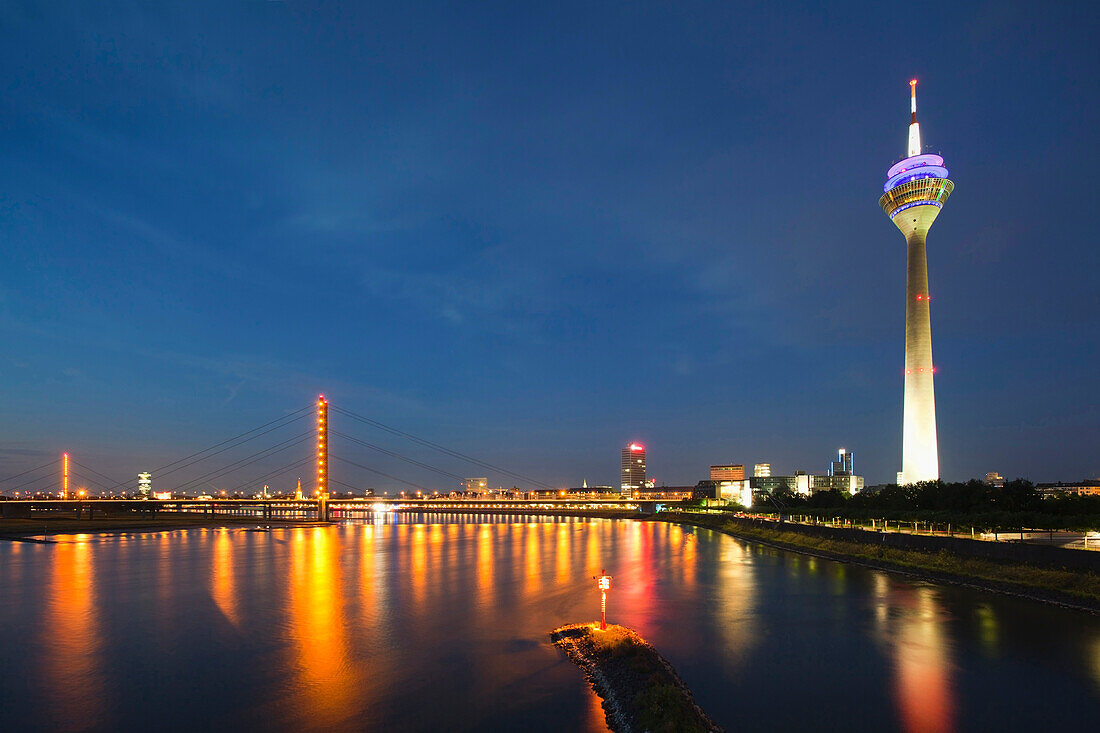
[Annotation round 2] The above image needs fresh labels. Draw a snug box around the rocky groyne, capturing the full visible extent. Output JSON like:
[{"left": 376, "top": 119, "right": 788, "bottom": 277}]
[{"left": 550, "top": 623, "right": 722, "bottom": 733}]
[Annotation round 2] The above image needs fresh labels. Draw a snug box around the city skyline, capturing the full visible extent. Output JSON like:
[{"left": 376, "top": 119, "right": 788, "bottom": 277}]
[{"left": 1, "top": 3, "right": 1097, "bottom": 487}]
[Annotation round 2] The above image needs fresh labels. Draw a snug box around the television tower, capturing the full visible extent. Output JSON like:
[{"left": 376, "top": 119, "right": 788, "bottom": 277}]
[{"left": 879, "top": 80, "right": 954, "bottom": 484}]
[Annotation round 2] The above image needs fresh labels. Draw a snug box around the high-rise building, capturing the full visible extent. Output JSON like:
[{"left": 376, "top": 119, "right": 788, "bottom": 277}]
[
  {"left": 621, "top": 443, "right": 646, "bottom": 495},
  {"left": 710, "top": 464, "right": 745, "bottom": 481},
  {"left": 828, "top": 449, "right": 854, "bottom": 477},
  {"left": 879, "top": 80, "right": 954, "bottom": 484},
  {"left": 753, "top": 463, "right": 771, "bottom": 478},
  {"left": 137, "top": 472, "right": 152, "bottom": 498}
]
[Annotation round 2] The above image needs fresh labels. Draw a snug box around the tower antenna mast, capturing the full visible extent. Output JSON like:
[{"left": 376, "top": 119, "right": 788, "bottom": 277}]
[{"left": 907, "top": 79, "right": 921, "bottom": 157}]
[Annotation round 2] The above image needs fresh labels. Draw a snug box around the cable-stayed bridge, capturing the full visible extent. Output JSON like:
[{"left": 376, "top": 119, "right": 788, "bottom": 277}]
[{"left": 0, "top": 395, "right": 656, "bottom": 521}]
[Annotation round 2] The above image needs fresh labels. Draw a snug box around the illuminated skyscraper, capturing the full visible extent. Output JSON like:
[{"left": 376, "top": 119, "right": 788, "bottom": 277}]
[
  {"left": 138, "top": 472, "right": 152, "bottom": 498},
  {"left": 829, "top": 449, "right": 854, "bottom": 477},
  {"left": 879, "top": 80, "right": 954, "bottom": 484},
  {"left": 621, "top": 443, "right": 646, "bottom": 495},
  {"left": 753, "top": 463, "right": 771, "bottom": 478}
]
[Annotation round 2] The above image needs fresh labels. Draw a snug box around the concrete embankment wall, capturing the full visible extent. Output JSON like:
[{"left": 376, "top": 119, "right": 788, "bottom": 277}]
[{"left": 721, "top": 516, "right": 1100, "bottom": 573}]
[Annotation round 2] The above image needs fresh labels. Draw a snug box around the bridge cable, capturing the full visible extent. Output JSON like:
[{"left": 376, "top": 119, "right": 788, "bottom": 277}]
[
  {"left": 72, "top": 461, "right": 127, "bottom": 490},
  {"left": 5, "top": 470, "right": 61, "bottom": 494},
  {"left": 94, "top": 405, "right": 314, "bottom": 493},
  {"left": 67, "top": 468, "right": 121, "bottom": 492},
  {"left": 330, "top": 454, "right": 431, "bottom": 493},
  {"left": 170, "top": 432, "right": 314, "bottom": 495},
  {"left": 225, "top": 456, "right": 314, "bottom": 495},
  {"left": 0, "top": 460, "right": 57, "bottom": 486},
  {"left": 330, "top": 405, "right": 554, "bottom": 489},
  {"left": 330, "top": 430, "right": 466, "bottom": 482}
]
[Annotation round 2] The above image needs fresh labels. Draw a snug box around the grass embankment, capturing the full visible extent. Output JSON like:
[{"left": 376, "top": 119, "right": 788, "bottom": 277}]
[
  {"left": 774, "top": 507, "right": 1100, "bottom": 533},
  {"left": 551, "top": 623, "right": 721, "bottom": 733},
  {"left": 0, "top": 515, "right": 326, "bottom": 539},
  {"left": 655, "top": 512, "right": 1100, "bottom": 609}
]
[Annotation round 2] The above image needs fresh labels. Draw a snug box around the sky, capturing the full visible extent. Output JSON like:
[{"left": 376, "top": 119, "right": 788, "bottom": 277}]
[{"left": 1, "top": 1, "right": 1097, "bottom": 493}]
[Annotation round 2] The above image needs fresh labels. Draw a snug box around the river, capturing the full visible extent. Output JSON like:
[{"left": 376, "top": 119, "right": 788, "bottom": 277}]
[{"left": 0, "top": 514, "right": 1097, "bottom": 731}]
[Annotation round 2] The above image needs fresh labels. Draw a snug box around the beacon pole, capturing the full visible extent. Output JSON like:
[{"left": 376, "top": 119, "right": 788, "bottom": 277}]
[{"left": 593, "top": 571, "right": 612, "bottom": 630}]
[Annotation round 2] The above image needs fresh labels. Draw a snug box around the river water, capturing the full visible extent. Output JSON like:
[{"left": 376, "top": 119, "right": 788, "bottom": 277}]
[{"left": 0, "top": 514, "right": 1097, "bottom": 731}]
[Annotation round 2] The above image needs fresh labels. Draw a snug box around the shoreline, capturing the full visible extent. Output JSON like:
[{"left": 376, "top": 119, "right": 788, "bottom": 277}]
[
  {"left": 550, "top": 623, "right": 722, "bottom": 733},
  {"left": 650, "top": 511, "right": 1100, "bottom": 614},
  {"left": 0, "top": 515, "right": 328, "bottom": 540}
]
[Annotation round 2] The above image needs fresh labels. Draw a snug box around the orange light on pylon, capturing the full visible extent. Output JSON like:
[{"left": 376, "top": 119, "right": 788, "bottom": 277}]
[
  {"left": 593, "top": 570, "right": 613, "bottom": 630},
  {"left": 316, "top": 395, "right": 328, "bottom": 499},
  {"left": 62, "top": 452, "right": 70, "bottom": 499}
]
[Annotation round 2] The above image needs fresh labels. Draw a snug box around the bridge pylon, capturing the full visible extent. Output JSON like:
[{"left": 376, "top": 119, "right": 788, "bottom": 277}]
[{"left": 317, "top": 395, "right": 329, "bottom": 520}]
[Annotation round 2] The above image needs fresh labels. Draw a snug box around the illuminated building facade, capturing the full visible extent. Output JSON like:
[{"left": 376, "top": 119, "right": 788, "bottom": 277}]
[
  {"left": 138, "top": 472, "right": 152, "bottom": 498},
  {"left": 879, "top": 80, "right": 953, "bottom": 484},
  {"left": 984, "top": 472, "right": 1005, "bottom": 488},
  {"left": 730, "top": 472, "right": 864, "bottom": 501},
  {"left": 753, "top": 463, "right": 771, "bottom": 478},
  {"left": 1036, "top": 481, "right": 1100, "bottom": 497},
  {"left": 464, "top": 478, "right": 489, "bottom": 495},
  {"left": 621, "top": 443, "right": 646, "bottom": 495},
  {"left": 710, "top": 464, "right": 745, "bottom": 481}
]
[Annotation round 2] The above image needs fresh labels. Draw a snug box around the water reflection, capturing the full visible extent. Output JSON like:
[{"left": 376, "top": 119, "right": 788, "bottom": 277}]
[
  {"left": 43, "top": 538, "right": 104, "bottom": 730},
  {"left": 711, "top": 537, "right": 757, "bottom": 668},
  {"left": 212, "top": 529, "right": 239, "bottom": 627},
  {"left": 871, "top": 575, "right": 956, "bottom": 733},
  {"left": 285, "top": 527, "right": 360, "bottom": 728},
  {"left": 2, "top": 517, "right": 1098, "bottom": 732}
]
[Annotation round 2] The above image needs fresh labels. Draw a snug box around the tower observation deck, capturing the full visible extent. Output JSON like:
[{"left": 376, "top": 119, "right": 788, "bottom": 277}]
[{"left": 879, "top": 80, "right": 953, "bottom": 484}]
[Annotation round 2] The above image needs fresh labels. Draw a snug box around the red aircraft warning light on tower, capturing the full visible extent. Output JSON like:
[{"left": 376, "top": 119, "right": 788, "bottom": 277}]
[{"left": 879, "top": 79, "right": 954, "bottom": 484}]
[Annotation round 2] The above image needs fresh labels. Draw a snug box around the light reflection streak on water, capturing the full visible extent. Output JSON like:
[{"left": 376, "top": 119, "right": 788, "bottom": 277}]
[
  {"left": 525, "top": 523, "right": 541, "bottom": 594},
  {"left": 285, "top": 526, "right": 359, "bottom": 728},
  {"left": 681, "top": 528, "right": 696, "bottom": 588},
  {"left": 212, "top": 529, "right": 239, "bottom": 627},
  {"left": 44, "top": 538, "right": 103, "bottom": 730},
  {"left": 872, "top": 575, "right": 956, "bottom": 733},
  {"left": 477, "top": 524, "right": 493, "bottom": 595},
  {"left": 410, "top": 524, "right": 427, "bottom": 610},
  {"left": 711, "top": 538, "right": 756, "bottom": 668},
  {"left": 556, "top": 523, "right": 571, "bottom": 585}
]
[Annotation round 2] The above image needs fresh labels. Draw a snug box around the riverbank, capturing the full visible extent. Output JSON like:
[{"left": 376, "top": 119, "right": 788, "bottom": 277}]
[
  {"left": 0, "top": 515, "right": 328, "bottom": 540},
  {"left": 652, "top": 512, "right": 1100, "bottom": 612},
  {"left": 550, "top": 623, "right": 722, "bottom": 733}
]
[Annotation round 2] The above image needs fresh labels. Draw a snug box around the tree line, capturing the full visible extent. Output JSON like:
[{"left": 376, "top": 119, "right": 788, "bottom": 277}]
[{"left": 755, "top": 480, "right": 1100, "bottom": 531}]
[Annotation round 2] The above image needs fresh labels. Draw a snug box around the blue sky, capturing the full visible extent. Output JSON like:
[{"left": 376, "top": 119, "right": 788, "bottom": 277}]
[{"left": 1, "top": 1, "right": 1097, "bottom": 491}]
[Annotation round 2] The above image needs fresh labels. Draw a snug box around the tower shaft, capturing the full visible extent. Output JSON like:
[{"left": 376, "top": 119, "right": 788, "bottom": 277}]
[{"left": 902, "top": 214, "right": 938, "bottom": 482}]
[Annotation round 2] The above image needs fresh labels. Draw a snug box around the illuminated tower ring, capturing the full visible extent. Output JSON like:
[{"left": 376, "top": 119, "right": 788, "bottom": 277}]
[{"left": 879, "top": 80, "right": 953, "bottom": 484}]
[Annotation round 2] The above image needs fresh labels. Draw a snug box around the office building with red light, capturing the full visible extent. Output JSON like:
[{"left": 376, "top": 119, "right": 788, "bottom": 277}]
[{"left": 621, "top": 443, "right": 646, "bottom": 496}]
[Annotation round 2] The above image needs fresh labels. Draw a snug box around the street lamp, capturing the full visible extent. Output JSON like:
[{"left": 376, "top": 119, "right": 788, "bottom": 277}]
[{"left": 593, "top": 570, "right": 613, "bottom": 630}]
